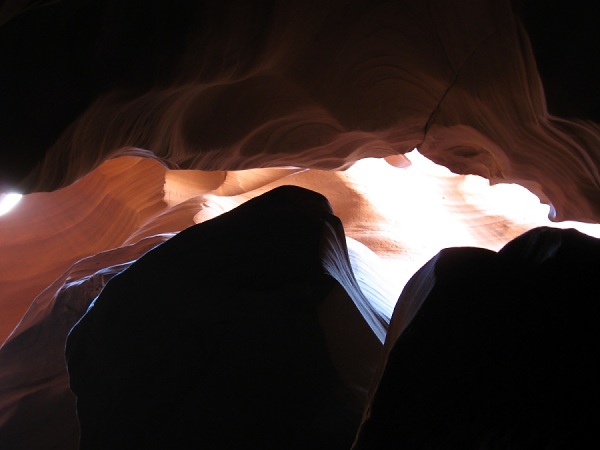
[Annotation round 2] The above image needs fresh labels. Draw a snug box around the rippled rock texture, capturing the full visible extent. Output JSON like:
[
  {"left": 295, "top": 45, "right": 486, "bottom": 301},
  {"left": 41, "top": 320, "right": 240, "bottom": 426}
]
[
  {"left": 1, "top": 1, "right": 600, "bottom": 449},
  {"left": 1, "top": 0, "right": 599, "bottom": 221},
  {"left": 1, "top": 184, "right": 599, "bottom": 448}
]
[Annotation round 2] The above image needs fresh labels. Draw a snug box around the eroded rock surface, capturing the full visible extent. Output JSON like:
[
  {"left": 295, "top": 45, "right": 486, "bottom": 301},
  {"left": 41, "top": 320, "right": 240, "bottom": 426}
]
[{"left": 1, "top": 0, "right": 599, "bottom": 222}]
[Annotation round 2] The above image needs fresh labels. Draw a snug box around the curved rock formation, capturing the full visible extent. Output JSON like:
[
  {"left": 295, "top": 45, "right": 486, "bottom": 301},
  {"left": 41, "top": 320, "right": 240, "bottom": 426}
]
[
  {"left": 1, "top": 0, "right": 599, "bottom": 222},
  {"left": 1, "top": 1, "right": 600, "bottom": 448},
  {"left": 65, "top": 186, "right": 381, "bottom": 449},
  {"left": 0, "top": 157, "right": 170, "bottom": 344},
  {"left": 0, "top": 235, "right": 171, "bottom": 450},
  {"left": 2, "top": 157, "right": 599, "bottom": 449},
  {"left": 355, "top": 227, "right": 600, "bottom": 449}
]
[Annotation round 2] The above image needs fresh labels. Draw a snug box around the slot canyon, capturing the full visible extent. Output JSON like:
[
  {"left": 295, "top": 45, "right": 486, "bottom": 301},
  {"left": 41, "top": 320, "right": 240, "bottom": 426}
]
[{"left": 1, "top": 1, "right": 599, "bottom": 448}]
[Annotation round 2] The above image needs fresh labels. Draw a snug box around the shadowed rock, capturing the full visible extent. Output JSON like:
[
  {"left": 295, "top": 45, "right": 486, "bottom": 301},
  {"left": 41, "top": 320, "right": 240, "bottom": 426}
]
[
  {"left": 66, "top": 185, "right": 381, "bottom": 449},
  {"left": 355, "top": 227, "right": 600, "bottom": 449}
]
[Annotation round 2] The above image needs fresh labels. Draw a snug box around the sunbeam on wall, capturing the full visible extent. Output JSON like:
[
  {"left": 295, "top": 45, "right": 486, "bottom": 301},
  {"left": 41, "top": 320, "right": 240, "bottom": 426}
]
[
  {"left": 163, "top": 148, "right": 600, "bottom": 307},
  {"left": 2, "top": 149, "right": 599, "bottom": 346},
  {"left": 1, "top": 150, "right": 600, "bottom": 450},
  {"left": 343, "top": 148, "right": 600, "bottom": 298}
]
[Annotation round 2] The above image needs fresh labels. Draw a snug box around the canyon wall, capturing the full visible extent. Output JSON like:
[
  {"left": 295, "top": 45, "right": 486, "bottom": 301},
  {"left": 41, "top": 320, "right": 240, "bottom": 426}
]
[{"left": 1, "top": 1, "right": 599, "bottom": 448}]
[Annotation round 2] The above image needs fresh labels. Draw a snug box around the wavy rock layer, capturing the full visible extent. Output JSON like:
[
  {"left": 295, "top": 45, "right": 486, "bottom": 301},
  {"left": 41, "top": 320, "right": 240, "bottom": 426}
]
[
  {"left": 0, "top": 157, "right": 169, "bottom": 343},
  {"left": 0, "top": 235, "right": 171, "bottom": 450},
  {"left": 6, "top": 148, "right": 589, "bottom": 345},
  {"left": 1, "top": 0, "right": 599, "bottom": 222},
  {"left": 0, "top": 1, "right": 600, "bottom": 448},
  {"left": 1, "top": 166, "right": 599, "bottom": 448},
  {"left": 3, "top": 153, "right": 599, "bottom": 449}
]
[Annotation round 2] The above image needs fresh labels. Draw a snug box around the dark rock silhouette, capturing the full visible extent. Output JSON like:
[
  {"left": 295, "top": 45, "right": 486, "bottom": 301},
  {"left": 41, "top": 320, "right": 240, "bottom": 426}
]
[
  {"left": 1, "top": 2, "right": 599, "bottom": 446},
  {"left": 354, "top": 227, "right": 600, "bottom": 449},
  {"left": 66, "top": 186, "right": 380, "bottom": 449},
  {"left": 0, "top": 234, "right": 168, "bottom": 450}
]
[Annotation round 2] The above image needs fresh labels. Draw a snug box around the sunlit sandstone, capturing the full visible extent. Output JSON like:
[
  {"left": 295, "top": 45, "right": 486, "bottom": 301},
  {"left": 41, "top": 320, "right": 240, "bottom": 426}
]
[{"left": 1, "top": 0, "right": 599, "bottom": 448}]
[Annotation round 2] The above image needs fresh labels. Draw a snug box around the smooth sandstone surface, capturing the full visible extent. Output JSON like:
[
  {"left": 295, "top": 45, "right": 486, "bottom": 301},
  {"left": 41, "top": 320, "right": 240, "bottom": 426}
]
[
  {"left": 1, "top": 1, "right": 598, "bottom": 222},
  {"left": 1, "top": 1, "right": 600, "bottom": 448}
]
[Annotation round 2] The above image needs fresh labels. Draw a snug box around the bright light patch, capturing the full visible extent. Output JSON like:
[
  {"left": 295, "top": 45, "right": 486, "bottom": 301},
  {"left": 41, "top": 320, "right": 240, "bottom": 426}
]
[
  {"left": 342, "top": 148, "right": 600, "bottom": 301},
  {"left": 460, "top": 175, "right": 550, "bottom": 221},
  {"left": 0, "top": 193, "right": 22, "bottom": 216},
  {"left": 351, "top": 148, "right": 600, "bottom": 242}
]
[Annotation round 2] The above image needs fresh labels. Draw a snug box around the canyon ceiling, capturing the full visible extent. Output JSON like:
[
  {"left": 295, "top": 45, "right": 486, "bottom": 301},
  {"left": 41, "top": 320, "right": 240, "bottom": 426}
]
[{"left": 1, "top": 0, "right": 599, "bottom": 449}]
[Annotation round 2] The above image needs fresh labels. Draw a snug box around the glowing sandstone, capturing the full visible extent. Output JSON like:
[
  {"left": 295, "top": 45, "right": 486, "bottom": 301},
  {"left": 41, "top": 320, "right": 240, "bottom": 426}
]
[
  {"left": 4, "top": 154, "right": 600, "bottom": 448},
  {"left": 2, "top": 1, "right": 597, "bottom": 224},
  {"left": 1, "top": 0, "right": 600, "bottom": 448}
]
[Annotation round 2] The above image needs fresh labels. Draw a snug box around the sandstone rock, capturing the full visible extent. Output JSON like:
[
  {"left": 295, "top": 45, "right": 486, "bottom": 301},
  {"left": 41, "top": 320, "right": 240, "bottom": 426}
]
[{"left": 66, "top": 186, "right": 380, "bottom": 449}]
